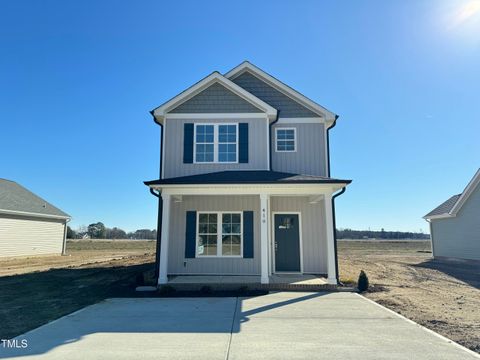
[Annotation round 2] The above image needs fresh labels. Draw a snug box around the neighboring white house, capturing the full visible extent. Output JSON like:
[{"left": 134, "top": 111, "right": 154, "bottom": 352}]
[
  {"left": 424, "top": 169, "right": 480, "bottom": 261},
  {"left": 0, "top": 179, "right": 71, "bottom": 257}
]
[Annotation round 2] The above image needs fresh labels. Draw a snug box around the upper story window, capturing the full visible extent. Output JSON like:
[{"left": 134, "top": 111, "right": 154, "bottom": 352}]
[
  {"left": 275, "top": 128, "right": 296, "bottom": 152},
  {"left": 194, "top": 123, "right": 238, "bottom": 163}
]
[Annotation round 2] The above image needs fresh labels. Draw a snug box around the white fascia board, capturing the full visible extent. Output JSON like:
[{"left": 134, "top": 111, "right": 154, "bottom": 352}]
[
  {"left": 152, "top": 72, "right": 277, "bottom": 124},
  {"left": 449, "top": 168, "right": 480, "bottom": 216},
  {"left": 165, "top": 113, "right": 267, "bottom": 119},
  {"left": 148, "top": 183, "right": 348, "bottom": 196},
  {"left": 423, "top": 213, "right": 453, "bottom": 221},
  {"left": 0, "top": 208, "right": 71, "bottom": 220},
  {"left": 276, "top": 117, "right": 324, "bottom": 124},
  {"left": 224, "top": 61, "right": 337, "bottom": 121}
]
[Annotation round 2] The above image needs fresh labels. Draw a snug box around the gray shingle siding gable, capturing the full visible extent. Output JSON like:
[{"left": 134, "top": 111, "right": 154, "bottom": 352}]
[
  {"left": 169, "top": 82, "right": 262, "bottom": 113},
  {"left": 231, "top": 71, "right": 319, "bottom": 117}
]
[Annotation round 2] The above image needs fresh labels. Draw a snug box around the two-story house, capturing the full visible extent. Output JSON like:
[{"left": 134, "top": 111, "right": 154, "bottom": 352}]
[{"left": 145, "top": 61, "right": 351, "bottom": 286}]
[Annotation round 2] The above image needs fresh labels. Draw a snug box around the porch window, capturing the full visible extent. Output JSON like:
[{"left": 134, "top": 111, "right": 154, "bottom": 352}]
[
  {"left": 194, "top": 123, "right": 238, "bottom": 163},
  {"left": 275, "top": 128, "right": 296, "bottom": 152},
  {"left": 197, "top": 212, "right": 242, "bottom": 257}
]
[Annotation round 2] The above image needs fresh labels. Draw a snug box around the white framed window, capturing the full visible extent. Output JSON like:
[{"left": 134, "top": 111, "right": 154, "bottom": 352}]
[
  {"left": 275, "top": 127, "right": 296, "bottom": 152},
  {"left": 196, "top": 212, "right": 242, "bottom": 257},
  {"left": 194, "top": 123, "right": 238, "bottom": 163}
]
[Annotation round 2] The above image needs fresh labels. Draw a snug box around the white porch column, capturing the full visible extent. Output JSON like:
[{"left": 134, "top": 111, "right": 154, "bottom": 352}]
[
  {"left": 260, "top": 194, "right": 269, "bottom": 284},
  {"left": 324, "top": 191, "right": 338, "bottom": 285},
  {"left": 158, "top": 193, "right": 171, "bottom": 285}
]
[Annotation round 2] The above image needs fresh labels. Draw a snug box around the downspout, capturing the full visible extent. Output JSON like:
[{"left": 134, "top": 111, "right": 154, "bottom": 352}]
[
  {"left": 149, "top": 110, "right": 164, "bottom": 280},
  {"left": 268, "top": 111, "right": 280, "bottom": 170},
  {"left": 326, "top": 114, "right": 339, "bottom": 177},
  {"left": 61, "top": 218, "right": 71, "bottom": 255},
  {"left": 332, "top": 187, "right": 346, "bottom": 284}
]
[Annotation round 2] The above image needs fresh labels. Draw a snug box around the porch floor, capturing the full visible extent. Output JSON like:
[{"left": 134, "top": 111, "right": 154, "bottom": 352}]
[{"left": 168, "top": 274, "right": 328, "bottom": 285}]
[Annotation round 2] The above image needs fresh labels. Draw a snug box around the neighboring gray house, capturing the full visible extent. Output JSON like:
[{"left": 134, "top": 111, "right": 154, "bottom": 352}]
[
  {"left": 0, "top": 179, "right": 70, "bottom": 257},
  {"left": 145, "top": 61, "right": 351, "bottom": 285},
  {"left": 424, "top": 169, "right": 480, "bottom": 261}
]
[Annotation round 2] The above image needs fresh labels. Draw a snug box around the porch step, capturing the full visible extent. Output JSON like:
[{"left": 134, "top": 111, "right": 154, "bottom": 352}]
[{"left": 159, "top": 282, "right": 356, "bottom": 292}]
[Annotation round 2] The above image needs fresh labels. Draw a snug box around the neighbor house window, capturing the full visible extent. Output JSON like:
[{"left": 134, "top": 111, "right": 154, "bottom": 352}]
[
  {"left": 194, "top": 123, "right": 238, "bottom": 163},
  {"left": 275, "top": 128, "right": 296, "bottom": 152},
  {"left": 197, "top": 212, "right": 242, "bottom": 257}
]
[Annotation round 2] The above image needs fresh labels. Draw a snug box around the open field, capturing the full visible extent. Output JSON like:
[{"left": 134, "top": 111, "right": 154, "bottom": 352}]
[
  {"left": 339, "top": 240, "right": 480, "bottom": 353},
  {"left": 0, "top": 239, "right": 479, "bottom": 353}
]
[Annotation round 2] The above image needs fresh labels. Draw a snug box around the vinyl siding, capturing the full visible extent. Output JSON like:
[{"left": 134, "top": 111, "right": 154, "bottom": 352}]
[
  {"left": 231, "top": 71, "right": 319, "bottom": 117},
  {"left": 169, "top": 82, "right": 261, "bottom": 113},
  {"left": 167, "top": 195, "right": 261, "bottom": 275},
  {"left": 271, "top": 196, "right": 328, "bottom": 274},
  {"left": 271, "top": 123, "right": 327, "bottom": 176},
  {"left": 0, "top": 214, "right": 65, "bottom": 257},
  {"left": 430, "top": 185, "right": 480, "bottom": 261},
  {"left": 163, "top": 118, "right": 269, "bottom": 179}
]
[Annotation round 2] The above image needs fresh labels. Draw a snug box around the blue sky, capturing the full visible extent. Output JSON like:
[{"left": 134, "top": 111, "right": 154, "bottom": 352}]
[{"left": 1, "top": 0, "right": 479, "bottom": 232}]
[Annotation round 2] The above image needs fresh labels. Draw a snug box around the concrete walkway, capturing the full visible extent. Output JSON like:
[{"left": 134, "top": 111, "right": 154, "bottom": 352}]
[{"left": 1, "top": 292, "right": 477, "bottom": 359}]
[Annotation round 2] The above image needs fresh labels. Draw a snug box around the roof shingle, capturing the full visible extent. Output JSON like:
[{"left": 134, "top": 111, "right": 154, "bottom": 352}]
[
  {"left": 144, "top": 170, "right": 351, "bottom": 186},
  {"left": 0, "top": 179, "right": 70, "bottom": 218}
]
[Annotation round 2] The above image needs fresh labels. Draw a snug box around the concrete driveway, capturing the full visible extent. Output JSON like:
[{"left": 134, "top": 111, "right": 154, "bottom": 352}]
[{"left": 1, "top": 292, "right": 477, "bottom": 360}]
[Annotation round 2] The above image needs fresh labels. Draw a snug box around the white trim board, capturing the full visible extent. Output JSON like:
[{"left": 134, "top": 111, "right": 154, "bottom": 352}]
[
  {"left": 165, "top": 113, "right": 267, "bottom": 119},
  {"left": 0, "top": 208, "right": 70, "bottom": 220},
  {"left": 225, "top": 61, "right": 336, "bottom": 121},
  {"left": 152, "top": 72, "right": 277, "bottom": 124}
]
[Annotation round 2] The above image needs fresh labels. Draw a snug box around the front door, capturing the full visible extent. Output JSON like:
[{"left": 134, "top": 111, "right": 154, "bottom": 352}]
[{"left": 274, "top": 214, "right": 301, "bottom": 272}]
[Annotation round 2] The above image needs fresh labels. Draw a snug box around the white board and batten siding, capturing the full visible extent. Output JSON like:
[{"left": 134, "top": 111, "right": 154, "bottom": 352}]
[{"left": 0, "top": 214, "right": 66, "bottom": 257}]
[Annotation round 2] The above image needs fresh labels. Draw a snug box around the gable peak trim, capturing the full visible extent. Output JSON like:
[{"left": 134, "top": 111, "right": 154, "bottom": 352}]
[
  {"left": 225, "top": 61, "right": 337, "bottom": 121},
  {"left": 151, "top": 71, "right": 277, "bottom": 124}
]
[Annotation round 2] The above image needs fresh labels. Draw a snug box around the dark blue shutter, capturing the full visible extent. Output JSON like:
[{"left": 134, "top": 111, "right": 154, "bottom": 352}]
[
  {"left": 185, "top": 211, "right": 196, "bottom": 258},
  {"left": 243, "top": 211, "right": 254, "bottom": 258},
  {"left": 239, "top": 123, "right": 249, "bottom": 163},
  {"left": 183, "top": 123, "right": 194, "bottom": 163}
]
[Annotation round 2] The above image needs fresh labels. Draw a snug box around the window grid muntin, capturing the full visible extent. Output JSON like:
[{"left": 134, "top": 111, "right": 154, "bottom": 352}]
[
  {"left": 196, "top": 211, "right": 243, "bottom": 257},
  {"left": 275, "top": 128, "right": 296, "bottom": 152},
  {"left": 193, "top": 123, "right": 239, "bottom": 163}
]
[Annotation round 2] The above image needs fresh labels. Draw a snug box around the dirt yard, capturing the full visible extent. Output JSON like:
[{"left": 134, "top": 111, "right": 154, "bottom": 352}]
[
  {"left": 338, "top": 240, "right": 480, "bottom": 353},
  {"left": 0, "top": 239, "right": 478, "bottom": 353},
  {"left": 0, "top": 240, "right": 156, "bottom": 339}
]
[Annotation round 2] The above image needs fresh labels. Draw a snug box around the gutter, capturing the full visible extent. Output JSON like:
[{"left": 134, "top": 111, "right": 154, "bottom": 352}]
[
  {"left": 326, "top": 115, "right": 339, "bottom": 177},
  {"left": 268, "top": 110, "right": 280, "bottom": 170},
  {"left": 149, "top": 111, "right": 164, "bottom": 280},
  {"left": 331, "top": 186, "right": 346, "bottom": 284}
]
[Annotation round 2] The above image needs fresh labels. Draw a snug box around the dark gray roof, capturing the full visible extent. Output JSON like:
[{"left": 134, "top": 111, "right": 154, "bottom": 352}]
[
  {"left": 145, "top": 170, "right": 352, "bottom": 186},
  {"left": 424, "top": 194, "right": 461, "bottom": 218},
  {"left": 0, "top": 179, "right": 70, "bottom": 218}
]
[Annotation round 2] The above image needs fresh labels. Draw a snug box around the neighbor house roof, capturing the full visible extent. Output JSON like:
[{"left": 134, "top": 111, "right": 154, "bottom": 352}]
[
  {"left": 144, "top": 170, "right": 352, "bottom": 186},
  {"left": 424, "top": 194, "right": 461, "bottom": 218},
  {"left": 0, "top": 179, "right": 70, "bottom": 219},
  {"left": 424, "top": 168, "right": 480, "bottom": 220}
]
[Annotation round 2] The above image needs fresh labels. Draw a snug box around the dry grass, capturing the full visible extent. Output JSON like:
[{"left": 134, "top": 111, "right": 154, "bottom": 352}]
[{"left": 338, "top": 240, "right": 480, "bottom": 353}]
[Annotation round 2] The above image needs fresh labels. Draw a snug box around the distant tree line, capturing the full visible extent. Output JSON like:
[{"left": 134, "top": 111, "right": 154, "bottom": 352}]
[
  {"left": 336, "top": 228, "right": 429, "bottom": 240},
  {"left": 67, "top": 222, "right": 157, "bottom": 240}
]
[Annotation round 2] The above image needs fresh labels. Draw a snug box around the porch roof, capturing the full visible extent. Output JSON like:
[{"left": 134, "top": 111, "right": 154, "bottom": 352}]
[{"left": 144, "top": 170, "right": 352, "bottom": 186}]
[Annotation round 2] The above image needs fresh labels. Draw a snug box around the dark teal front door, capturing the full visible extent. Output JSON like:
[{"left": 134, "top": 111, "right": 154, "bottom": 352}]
[{"left": 274, "top": 214, "right": 301, "bottom": 272}]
